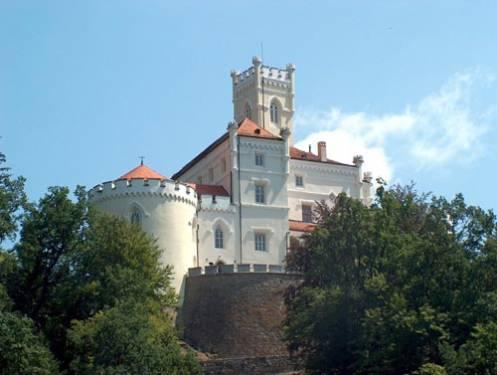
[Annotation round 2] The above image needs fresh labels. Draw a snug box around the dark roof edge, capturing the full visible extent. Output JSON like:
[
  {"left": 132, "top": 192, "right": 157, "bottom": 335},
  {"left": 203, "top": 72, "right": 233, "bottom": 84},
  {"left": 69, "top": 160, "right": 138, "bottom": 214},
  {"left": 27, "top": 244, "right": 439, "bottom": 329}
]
[
  {"left": 290, "top": 156, "right": 356, "bottom": 168},
  {"left": 172, "top": 132, "right": 229, "bottom": 180}
]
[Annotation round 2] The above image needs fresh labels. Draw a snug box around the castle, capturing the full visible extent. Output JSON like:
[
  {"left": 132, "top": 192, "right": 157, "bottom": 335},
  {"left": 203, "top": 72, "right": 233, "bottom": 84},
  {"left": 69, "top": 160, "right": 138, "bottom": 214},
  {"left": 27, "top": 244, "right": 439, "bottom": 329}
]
[{"left": 89, "top": 57, "right": 373, "bottom": 294}]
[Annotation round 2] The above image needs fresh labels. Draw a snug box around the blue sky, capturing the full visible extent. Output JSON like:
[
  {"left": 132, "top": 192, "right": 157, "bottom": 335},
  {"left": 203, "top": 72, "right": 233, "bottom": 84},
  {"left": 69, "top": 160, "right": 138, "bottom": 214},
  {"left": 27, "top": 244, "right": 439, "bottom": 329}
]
[{"left": 1, "top": 0, "right": 496, "bottom": 210}]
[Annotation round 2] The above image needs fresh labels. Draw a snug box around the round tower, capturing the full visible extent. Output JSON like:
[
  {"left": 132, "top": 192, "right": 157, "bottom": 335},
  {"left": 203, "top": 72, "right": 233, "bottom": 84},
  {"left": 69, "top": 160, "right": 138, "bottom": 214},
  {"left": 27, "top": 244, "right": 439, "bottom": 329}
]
[{"left": 88, "top": 163, "right": 198, "bottom": 294}]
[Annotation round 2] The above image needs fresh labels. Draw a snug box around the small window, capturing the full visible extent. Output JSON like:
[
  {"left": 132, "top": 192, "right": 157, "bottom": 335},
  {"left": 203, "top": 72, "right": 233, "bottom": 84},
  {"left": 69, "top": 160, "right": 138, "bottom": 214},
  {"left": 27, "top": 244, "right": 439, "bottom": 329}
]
[
  {"left": 302, "top": 204, "right": 313, "bottom": 223},
  {"left": 221, "top": 158, "right": 227, "bottom": 173},
  {"left": 255, "top": 153, "right": 264, "bottom": 167},
  {"left": 296, "top": 175, "right": 304, "bottom": 187},
  {"left": 255, "top": 185, "right": 265, "bottom": 204},
  {"left": 208, "top": 168, "right": 214, "bottom": 182},
  {"left": 130, "top": 209, "right": 141, "bottom": 227},
  {"left": 255, "top": 233, "right": 266, "bottom": 251},
  {"left": 245, "top": 103, "right": 252, "bottom": 120},
  {"left": 270, "top": 100, "right": 279, "bottom": 124},
  {"left": 215, "top": 228, "right": 224, "bottom": 249},
  {"left": 198, "top": 176, "right": 203, "bottom": 184}
]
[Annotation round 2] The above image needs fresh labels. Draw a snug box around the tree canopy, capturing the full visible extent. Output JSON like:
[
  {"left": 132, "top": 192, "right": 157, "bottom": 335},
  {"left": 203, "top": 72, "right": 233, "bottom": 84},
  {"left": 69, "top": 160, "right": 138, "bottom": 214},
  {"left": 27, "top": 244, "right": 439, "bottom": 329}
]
[{"left": 285, "top": 183, "right": 497, "bottom": 374}]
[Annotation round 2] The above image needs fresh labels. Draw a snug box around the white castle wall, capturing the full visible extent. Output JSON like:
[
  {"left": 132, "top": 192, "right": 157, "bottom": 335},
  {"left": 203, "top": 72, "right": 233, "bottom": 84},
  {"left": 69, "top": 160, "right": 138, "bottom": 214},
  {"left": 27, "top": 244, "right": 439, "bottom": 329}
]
[
  {"left": 197, "top": 194, "right": 236, "bottom": 266},
  {"left": 237, "top": 135, "right": 290, "bottom": 266},
  {"left": 89, "top": 179, "right": 198, "bottom": 294}
]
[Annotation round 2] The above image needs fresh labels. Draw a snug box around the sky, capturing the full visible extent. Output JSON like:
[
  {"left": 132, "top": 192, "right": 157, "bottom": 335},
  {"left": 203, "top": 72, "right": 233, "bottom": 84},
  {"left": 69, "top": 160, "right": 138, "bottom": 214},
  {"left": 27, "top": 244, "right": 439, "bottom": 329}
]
[{"left": 1, "top": 0, "right": 496, "bottom": 210}]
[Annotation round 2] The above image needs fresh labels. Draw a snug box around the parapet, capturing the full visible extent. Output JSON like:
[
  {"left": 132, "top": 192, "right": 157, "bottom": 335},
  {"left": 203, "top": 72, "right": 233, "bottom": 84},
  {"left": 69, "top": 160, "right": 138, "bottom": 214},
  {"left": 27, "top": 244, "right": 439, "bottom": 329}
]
[
  {"left": 187, "top": 263, "right": 299, "bottom": 277},
  {"left": 88, "top": 178, "right": 198, "bottom": 207},
  {"left": 231, "top": 58, "right": 295, "bottom": 89}
]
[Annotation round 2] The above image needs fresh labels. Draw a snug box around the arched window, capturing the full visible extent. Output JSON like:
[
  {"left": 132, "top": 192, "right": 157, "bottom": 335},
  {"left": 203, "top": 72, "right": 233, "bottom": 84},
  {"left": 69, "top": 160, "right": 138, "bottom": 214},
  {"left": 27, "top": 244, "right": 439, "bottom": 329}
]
[
  {"left": 130, "top": 208, "right": 141, "bottom": 227},
  {"left": 270, "top": 100, "right": 280, "bottom": 124},
  {"left": 214, "top": 228, "right": 224, "bottom": 249},
  {"left": 245, "top": 102, "right": 252, "bottom": 120}
]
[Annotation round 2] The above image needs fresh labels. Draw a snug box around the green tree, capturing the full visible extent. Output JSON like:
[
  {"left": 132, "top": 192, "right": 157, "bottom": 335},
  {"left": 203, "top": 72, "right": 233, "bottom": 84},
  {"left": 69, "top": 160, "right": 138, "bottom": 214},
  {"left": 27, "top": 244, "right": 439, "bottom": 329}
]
[
  {"left": 7, "top": 186, "right": 195, "bottom": 372},
  {"left": 68, "top": 301, "right": 201, "bottom": 375},
  {"left": 284, "top": 184, "right": 497, "bottom": 374},
  {"left": 0, "top": 151, "right": 27, "bottom": 244},
  {"left": 0, "top": 311, "right": 58, "bottom": 375}
]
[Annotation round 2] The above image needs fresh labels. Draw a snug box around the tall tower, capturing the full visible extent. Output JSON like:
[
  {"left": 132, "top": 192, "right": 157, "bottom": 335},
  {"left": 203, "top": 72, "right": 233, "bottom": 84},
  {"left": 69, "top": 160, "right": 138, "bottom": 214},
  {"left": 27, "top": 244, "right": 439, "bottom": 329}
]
[{"left": 231, "top": 57, "right": 295, "bottom": 144}]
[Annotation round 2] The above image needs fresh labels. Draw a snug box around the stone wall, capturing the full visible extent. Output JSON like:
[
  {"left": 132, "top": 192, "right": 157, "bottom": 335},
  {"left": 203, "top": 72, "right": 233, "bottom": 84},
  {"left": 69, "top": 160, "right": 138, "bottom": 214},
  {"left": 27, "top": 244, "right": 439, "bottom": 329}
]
[
  {"left": 201, "top": 355, "right": 299, "bottom": 375},
  {"left": 179, "top": 273, "right": 301, "bottom": 358}
]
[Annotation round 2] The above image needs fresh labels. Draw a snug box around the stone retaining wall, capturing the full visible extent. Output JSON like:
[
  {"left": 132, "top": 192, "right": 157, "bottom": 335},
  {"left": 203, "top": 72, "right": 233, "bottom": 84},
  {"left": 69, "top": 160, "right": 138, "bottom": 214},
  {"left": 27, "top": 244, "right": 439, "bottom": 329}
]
[{"left": 179, "top": 273, "right": 301, "bottom": 358}]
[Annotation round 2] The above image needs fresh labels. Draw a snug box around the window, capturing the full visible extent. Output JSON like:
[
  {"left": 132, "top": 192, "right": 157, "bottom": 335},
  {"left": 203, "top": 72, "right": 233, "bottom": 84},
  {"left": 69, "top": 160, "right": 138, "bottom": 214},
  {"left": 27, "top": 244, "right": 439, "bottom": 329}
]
[
  {"left": 215, "top": 228, "right": 224, "bottom": 249},
  {"left": 130, "top": 209, "right": 141, "bottom": 227},
  {"left": 255, "top": 233, "right": 266, "bottom": 251},
  {"left": 296, "top": 175, "right": 304, "bottom": 187},
  {"left": 208, "top": 168, "right": 214, "bottom": 182},
  {"left": 255, "top": 153, "right": 264, "bottom": 167},
  {"left": 245, "top": 102, "right": 252, "bottom": 120},
  {"left": 221, "top": 158, "right": 227, "bottom": 173},
  {"left": 270, "top": 100, "right": 279, "bottom": 124},
  {"left": 302, "top": 204, "right": 313, "bottom": 223},
  {"left": 255, "top": 185, "right": 265, "bottom": 204},
  {"left": 197, "top": 176, "right": 203, "bottom": 184}
]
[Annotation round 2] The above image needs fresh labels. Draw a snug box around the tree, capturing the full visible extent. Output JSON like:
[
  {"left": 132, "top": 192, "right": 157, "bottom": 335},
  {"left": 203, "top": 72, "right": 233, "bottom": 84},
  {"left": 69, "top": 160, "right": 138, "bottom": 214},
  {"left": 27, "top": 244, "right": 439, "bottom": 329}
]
[
  {"left": 284, "top": 184, "right": 497, "bottom": 374},
  {"left": 0, "top": 151, "right": 27, "bottom": 244},
  {"left": 67, "top": 301, "right": 201, "bottom": 375},
  {"left": 6, "top": 185, "right": 196, "bottom": 372},
  {"left": 0, "top": 311, "right": 58, "bottom": 375}
]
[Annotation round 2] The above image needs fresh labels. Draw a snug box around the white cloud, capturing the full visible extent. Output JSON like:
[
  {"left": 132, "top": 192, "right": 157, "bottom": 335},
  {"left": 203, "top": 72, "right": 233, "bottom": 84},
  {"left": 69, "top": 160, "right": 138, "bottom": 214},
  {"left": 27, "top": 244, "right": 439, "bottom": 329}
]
[{"left": 295, "top": 70, "right": 494, "bottom": 183}]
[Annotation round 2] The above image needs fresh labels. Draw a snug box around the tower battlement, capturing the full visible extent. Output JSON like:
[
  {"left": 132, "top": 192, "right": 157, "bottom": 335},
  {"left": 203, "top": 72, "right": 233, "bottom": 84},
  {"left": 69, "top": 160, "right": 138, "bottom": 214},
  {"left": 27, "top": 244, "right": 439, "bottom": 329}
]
[{"left": 89, "top": 178, "right": 198, "bottom": 207}]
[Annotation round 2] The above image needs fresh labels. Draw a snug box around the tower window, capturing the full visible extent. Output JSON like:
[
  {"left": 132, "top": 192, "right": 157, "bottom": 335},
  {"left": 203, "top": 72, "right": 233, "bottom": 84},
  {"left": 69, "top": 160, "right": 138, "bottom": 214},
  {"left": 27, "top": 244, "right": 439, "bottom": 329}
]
[
  {"left": 296, "top": 175, "right": 304, "bottom": 187},
  {"left": 270, "top": 100, "right": 280, "bottom": 124},
  {"left": 130, "top": 209, "right": 142, "bottom": 227},
  {"left": 215, "top": 228, "right": 224, "bottom": 249},
  {"left": 255, "top": 185, "right": 265, "bottom": 204},
  {"left": 245, "top": 102, "right": 252, "bottom": 120},
  {"left": 302, "top": 204, "right": 313, "bottom": 223},
  {"left": 255, "top": 153, "right": 264, "bottom": 167},
  {"left": 255, "top": 233, "right": 267, "bottom": 251}
]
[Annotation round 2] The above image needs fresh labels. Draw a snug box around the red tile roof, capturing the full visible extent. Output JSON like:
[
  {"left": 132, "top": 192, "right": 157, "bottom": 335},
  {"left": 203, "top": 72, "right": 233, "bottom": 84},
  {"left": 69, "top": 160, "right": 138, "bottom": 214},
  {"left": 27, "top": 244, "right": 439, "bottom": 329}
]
[
  {"left": 118, "top": 163, "right": 166, "bottom": 180},
  {"left": 237, "top": 118, "right": 282, "bottom": 140},
  {"left": 290, "top": 147, "right": 355, "bottom": 167},
  {"left": 187, "top": 183, "right": 230, "bottom": 197},
  {"left": 289, "top": 220, "right": 317, "bottom": 233}
]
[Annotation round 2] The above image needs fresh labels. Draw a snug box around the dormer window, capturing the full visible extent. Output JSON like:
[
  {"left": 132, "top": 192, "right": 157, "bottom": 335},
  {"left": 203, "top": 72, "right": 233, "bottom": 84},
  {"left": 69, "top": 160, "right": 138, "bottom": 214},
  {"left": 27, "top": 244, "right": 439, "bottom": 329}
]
[{"left": 270, "top": 100, "right": 280, "bottom": 124}]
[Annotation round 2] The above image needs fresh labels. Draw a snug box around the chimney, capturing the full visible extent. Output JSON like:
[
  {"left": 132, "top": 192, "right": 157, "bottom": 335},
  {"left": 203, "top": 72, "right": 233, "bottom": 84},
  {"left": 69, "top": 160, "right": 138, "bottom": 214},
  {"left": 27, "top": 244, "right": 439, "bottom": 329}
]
[{"left": 317, "top": 141, "right": 327, "bottom": 162}]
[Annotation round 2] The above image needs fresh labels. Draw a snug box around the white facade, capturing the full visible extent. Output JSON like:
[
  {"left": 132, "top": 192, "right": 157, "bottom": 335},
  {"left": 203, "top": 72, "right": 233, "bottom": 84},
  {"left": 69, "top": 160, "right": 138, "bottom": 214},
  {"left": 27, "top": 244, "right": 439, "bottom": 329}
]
[{"left": 89, "top": 58, "right": 373, "bottom": 293}]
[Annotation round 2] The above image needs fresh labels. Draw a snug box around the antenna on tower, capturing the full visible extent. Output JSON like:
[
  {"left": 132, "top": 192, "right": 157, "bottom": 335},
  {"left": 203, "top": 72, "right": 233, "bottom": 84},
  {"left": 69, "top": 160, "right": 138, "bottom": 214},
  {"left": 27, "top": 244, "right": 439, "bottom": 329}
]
[
  {"left": 260, "top": 42, "right": 264, "bottom": 62},
  {"left": 139, "top": 156, "right": 145, "bottom": 165}
]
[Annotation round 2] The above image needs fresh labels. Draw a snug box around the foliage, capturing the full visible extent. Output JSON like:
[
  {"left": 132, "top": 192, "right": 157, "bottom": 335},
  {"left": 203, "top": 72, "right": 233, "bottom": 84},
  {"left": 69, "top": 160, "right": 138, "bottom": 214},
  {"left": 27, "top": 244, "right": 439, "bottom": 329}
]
[
  {"left": 285, "top": 183, "right": 497, "bottom": 374},
  {"left": 0, "top": 311, "right": 59, "bottom": 375},
  {"left": 0, "top": 151, "right": 27, "bottom": 244},
  {"left": 68, "top": 301, "right": 201, "bottom": 375},
  {"left": 0, "top": 159, "right": 198, "bottom": 374}
]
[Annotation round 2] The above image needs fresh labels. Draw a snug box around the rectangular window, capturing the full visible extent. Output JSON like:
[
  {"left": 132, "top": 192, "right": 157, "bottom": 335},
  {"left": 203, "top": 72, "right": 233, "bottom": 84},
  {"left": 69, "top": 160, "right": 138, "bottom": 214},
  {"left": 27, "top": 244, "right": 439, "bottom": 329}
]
[
  {"left": 255, "top": 233, "right": 266, "bottom": 251},
  {"left": 197, "top": 176, "right": 203, "bottom": 184},
  {"left": 255, "top": 153, "right": 264, "bottom": 167},
  {"left": 215, "top": 228, "right": 224, "bottom": 249},
  {"left": 302, "top": 204, "right": 313, "bottom": 223},
  {"left": 296, "top": 175, "right": 304, "bottom": 187},
  {"left": 208, "top": 168, "right": 214, "bottom": 182},
  {"left": 255, "top": 185, "right": 265, "bottom": 204},
  {"left": 221, "top": 158, "right": 227, "bottom": 173}
]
